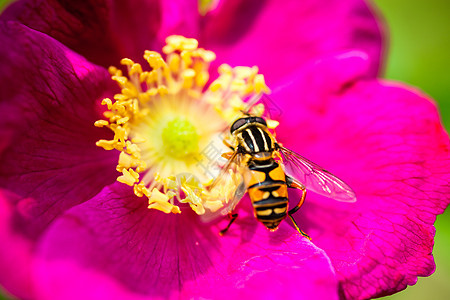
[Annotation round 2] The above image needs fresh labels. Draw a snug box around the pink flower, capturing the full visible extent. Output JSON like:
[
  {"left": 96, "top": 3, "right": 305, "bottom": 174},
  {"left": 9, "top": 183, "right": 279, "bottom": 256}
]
[{"left": 0, "top": 1, "right": 449, "bottom": 300}]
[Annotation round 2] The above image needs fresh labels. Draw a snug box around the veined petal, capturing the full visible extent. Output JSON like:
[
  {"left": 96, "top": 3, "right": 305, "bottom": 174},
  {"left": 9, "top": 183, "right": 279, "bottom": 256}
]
[
  {"left": 1, "top": 0, "right": 200, "bottom": 67},
  {"left": 33, "top": 182, "right": 339, "bottom": 300},
  {"left": 201, "top": 0, "right": 384, "bottom": 84},
  {"left": 0, "top": 22, "right": 118, "bottom": 239},
  {"left": 270, "top": 52, "right": 450, "bottom": 299}
]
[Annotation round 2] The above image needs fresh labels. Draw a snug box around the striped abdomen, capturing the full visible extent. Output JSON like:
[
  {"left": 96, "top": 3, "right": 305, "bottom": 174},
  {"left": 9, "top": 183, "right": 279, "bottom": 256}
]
[{"left": 246, "top": 159, "right": 289, "bottom": 231}]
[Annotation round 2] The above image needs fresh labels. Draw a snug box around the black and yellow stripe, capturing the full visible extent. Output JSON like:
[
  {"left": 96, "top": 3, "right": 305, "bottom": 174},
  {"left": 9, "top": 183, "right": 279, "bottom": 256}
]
[
  {"left": 247, "top": 157, "right": 289, "bottom": 231},
  {"left": 230, "top": 116, "right": 290, "bottom": 231},
  {"left": 237, "top": 125, "right": 275, "bottom": 154}
]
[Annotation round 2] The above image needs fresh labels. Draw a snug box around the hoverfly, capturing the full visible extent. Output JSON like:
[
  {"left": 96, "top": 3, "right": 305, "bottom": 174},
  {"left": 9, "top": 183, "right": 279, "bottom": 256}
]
[{"left": 209, "top": 115, "right": 356, "bottom": 239}]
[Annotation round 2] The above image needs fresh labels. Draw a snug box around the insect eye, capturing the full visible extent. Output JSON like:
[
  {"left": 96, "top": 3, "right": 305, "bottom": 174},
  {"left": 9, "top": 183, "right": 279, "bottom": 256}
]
[
  {"left": 253, "top": 117, "right": 267, "bottom": 127},
  {"left": 230, "top": 118, "right": 248, "bottom": 133}
]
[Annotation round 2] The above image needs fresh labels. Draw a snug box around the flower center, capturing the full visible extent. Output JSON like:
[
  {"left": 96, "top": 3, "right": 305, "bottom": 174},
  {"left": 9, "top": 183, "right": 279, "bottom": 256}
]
[
  {"left": 162, "top": 118, "right": 199, "bottom": 159},
  {"left": 95, "top": 35, "right": 272, "bottom": 216}
]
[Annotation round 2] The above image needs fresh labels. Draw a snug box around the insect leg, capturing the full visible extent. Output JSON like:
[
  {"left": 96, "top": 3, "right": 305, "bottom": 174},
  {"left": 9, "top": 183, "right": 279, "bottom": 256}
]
[
  {"left": 221, "top": 151, "right": 235, "bottom": 160},
  {"left": 219, "top": 212, "right": 238, "bottom": 236},
  {"left": 222, "top": 138, "right": 235, "bottom": 151},
  {"left": 286, "top": 176, "right": 311, "bottom": 240}
]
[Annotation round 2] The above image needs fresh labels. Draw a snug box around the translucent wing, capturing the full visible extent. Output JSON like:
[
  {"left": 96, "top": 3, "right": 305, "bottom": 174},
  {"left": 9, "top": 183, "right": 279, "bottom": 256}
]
[
  {"left": 201, "top": 152, "right": 248, "bottom": 222},
  {"left": 278, "top": 146, "right": 356, "bottom": 202}
]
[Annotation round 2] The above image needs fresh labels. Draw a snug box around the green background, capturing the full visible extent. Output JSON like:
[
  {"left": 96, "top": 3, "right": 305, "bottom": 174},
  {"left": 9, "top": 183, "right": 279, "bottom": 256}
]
[{"left": 0, "top": 0, "right": 449, "bottom": 299}]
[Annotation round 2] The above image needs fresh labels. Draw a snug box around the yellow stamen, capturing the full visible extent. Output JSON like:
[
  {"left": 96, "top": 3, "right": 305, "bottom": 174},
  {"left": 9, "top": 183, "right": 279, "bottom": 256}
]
[
  {"left": 199, "top": 0, "right": 218, "bottom": 16},
  {"left": 148, "top": 188, "right": 180, "bottom": 214}
]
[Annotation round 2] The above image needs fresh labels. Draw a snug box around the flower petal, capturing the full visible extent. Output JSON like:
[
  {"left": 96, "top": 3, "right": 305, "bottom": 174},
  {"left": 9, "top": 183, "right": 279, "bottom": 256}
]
[
  {"left": 33, "top": 183, "right": 339, "bottom": 299},
  {"left": 0, "top": 190, "right": 35, "bottom": 299},
  {"left": 0, "top": 22, "right": 118, "bottom": 238},
  {"left": 1, "top": 0, "right": 200, "bottom": 66},
  {"left": 270, "top": 52, "right": 450, "bottom": 299},
  {"left": 201, "top": 0, "right": 384, "bottom": 84}
]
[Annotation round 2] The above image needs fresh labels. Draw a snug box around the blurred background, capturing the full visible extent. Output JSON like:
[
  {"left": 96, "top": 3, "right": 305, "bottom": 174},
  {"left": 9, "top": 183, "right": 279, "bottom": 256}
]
[
  {"left": 375, "top": 0, "right": 450, "bottom": 299},
  {"left": 0, "top": 0, "right": 448, "bottom": 299}
]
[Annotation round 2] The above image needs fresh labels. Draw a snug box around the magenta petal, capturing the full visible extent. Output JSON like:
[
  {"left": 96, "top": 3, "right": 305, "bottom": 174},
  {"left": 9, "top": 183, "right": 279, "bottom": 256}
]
[
  {"left": 270, "top": 54, "right": 450, "bottom": 298},
  {"left": 0, "top": 190, "right": 34, "bottom": 299},
  {"left": 1, "top": 0, "right": 200, "bottom": 66},
  {"left": 202, "top": 0, "right": 384, "bottom": 84},
  {"left": 0, "top": 22, "right": 118, "bottom": 238},
  {"left": 33, "top": 183, "right": 339, "bottom": 299},
  {"left": 193, "top": 228, "right": 339, "bottom": 300}
]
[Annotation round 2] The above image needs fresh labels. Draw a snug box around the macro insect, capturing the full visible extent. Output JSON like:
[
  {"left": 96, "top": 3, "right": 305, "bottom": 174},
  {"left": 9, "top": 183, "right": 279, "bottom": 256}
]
[{"left": 210, "top": 115, "right": 357, "bottom": 238}]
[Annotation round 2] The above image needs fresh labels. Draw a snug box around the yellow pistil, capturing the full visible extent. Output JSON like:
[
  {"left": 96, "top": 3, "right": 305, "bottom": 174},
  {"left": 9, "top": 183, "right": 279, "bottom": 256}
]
[
  {"left": 96, "top": 35, "right": 271, "bottom": 215},
  {"left": 161, "top": 118, "right": 199, "bottom": 159}
]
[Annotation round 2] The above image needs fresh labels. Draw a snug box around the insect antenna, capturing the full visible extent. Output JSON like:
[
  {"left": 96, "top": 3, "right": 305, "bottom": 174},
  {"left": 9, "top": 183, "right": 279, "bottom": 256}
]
[{"left": 241, "top": 92, "right": 263, "bottom": 115}]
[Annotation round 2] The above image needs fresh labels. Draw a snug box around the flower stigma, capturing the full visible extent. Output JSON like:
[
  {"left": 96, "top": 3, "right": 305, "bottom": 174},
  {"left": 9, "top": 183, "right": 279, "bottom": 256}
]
[
  {"left": 95, "top": 35, "right": 271, "bottom": 216},
  {"left": 162, "top": 118, "right": 199, "bottom": 159}
]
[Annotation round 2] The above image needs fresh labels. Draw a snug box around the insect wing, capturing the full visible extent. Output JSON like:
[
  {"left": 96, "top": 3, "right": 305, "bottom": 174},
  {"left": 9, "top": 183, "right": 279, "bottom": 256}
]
[
  {"left": 201, "top": 153, "right": 247, "bottom": 222},
  {"left": 279, "top": 147, "right": 356, "bottom": 202}
]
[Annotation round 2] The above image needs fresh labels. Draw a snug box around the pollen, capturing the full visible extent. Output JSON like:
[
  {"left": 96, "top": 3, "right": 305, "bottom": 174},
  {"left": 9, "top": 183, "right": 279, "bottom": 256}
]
[{"left": 96, "top": 35, "right": 272, "bottom": 215}]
